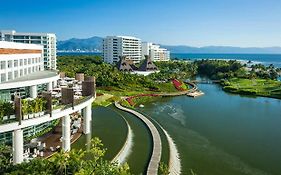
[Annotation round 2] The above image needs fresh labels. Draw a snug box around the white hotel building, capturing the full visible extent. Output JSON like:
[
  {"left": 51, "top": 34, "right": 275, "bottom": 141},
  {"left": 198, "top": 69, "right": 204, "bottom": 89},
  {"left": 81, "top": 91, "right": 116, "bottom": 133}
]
[
  {"left": 103, "top": 36, "right": 142, "bottom": 64},
  {"left": 142, "top": 42, "right": 170, "bottom": 61},
  {"left": 0, "top": 41, "right": 59, "bottom": 100},
  {"left": 0, "top": 41, "right": 94, "bottom": 164},
  {"left": 0, "top": 30, "right": 57, "bottom": 70}
]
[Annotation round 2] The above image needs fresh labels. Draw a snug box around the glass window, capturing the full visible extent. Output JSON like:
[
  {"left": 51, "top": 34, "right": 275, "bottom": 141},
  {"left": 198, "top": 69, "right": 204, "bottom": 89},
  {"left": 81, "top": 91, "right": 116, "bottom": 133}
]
[
  {"left": 28, "top": 58, "right": 31, "bottom": 64},
  {"left": 14, "top": 70, "right": 18, "bottom": 78},
  {"left": 20, "top": 69, "right": 23, "bottom": 76},
  {"left": 20, "top": 59, "right": 23, "bottom": 66},
  {"left": 24, "top": 68, "right": 27, "bottom": 75},
  {"left": 24, "top": 59, "right": 27, "bottom": 65},
  {"left": 8, "top": 72, "right": 12, "bottom": 80},
  {"left": 1, "top": 73, "right": 5, "bottom": 82},
  {"left": 8, "top": 61, "right": 12, "bottom": 68},
  {"left": 14, "top": 60, "right": 18, "bottom": 67},
  {"left": 0, "top": 61, "right": 5, "bottom": 69},
  {"left": 28, "top": 67, "right": 31, "bottom": 73}
]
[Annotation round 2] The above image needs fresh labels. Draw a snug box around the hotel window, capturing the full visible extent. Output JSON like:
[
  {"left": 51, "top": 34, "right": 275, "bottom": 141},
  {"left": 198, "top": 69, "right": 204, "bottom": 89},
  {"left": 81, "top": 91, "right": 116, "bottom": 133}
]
[
  {"left": 24, "top": 59, "right": 27, "bottom": 65},
  {"left": 8, "top": 72, "right": 12, "bottom": 80},
  {"left": 0, "top": 61, "right": 5, "bottom": 70},
  {"left": 1, "top": 73, "right": 5, "bottom": 82},
  {"left": 32, "top": 66, "right": 35, "bottom": 72},
  {"left": 24, "top": 68, "right": 27, "bottom": 75},
  {"left": 32, "top": 58, "right": 35, "bottom": 64},
  {"left": 14, "top": 60, "right": 18, "bottom": 67},
  {"left": 28, "top": 68, "right": 31, "bottom": 74},
  {"left": 20, "top": 69, "right": 23, "bottom": 76},
  {"left": 28, "top": 58, "right": 31, "bottom": 64},
  {"left": 20, "top": 59, "right": 23, "bottom": 66},
  {"left": 14, "top": 70, "right": 18, "bottom": 78},
  {"left": 8, "top": 61, "right": 12, "bottom": 68}
]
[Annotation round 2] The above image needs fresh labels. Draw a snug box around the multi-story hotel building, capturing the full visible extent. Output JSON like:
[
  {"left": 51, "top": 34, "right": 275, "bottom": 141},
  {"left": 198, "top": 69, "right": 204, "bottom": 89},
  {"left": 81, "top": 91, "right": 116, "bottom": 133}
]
[
  {"left": 142, "top": 42, "right": 170, "bottom": 61},
  {"left": 0, "top": 41, "right": 60, "bottom": 144},
  {"left": 103, "top": 36, "right": 142, "bottom": 64},
  {"left": 0, "top": 30, "right": 57, "bottom": 70},
  {"left": 0, "top": 41, "right": 95, "bottom": 164}
]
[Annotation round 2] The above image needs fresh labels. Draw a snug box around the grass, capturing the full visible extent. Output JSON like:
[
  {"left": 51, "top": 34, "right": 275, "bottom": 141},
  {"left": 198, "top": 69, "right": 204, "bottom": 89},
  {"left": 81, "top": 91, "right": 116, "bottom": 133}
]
[
  {"left": 222, "top": 78, "right": 281, "bottom": 99},
  {"left": 93, "top": 93, "right": 115, "bottom": 107},
  {"left": 94, "top": 82, "right": 178, "bottom": 107}
]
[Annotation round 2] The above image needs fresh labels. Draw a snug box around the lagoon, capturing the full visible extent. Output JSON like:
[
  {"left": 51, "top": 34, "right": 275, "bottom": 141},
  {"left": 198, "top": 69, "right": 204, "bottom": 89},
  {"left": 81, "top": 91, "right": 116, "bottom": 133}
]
[
  {"left": 137, "top": 84, "right": 281, "bottom": 175},
  {"left": 73, "top": 83, "right": 281, "bottom": 174}
]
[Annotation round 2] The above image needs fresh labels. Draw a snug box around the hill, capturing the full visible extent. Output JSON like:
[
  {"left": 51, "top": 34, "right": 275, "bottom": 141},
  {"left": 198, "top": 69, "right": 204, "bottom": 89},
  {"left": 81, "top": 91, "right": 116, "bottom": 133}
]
[{"left": 57, "top": 36, "right": 281, "bottom": 54}]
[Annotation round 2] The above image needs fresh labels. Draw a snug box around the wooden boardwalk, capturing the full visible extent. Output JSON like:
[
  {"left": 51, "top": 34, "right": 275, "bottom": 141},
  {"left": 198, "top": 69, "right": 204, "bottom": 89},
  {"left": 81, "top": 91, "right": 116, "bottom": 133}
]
[{"left": 115, "top": 102, "right": 162, "bottom": 175}]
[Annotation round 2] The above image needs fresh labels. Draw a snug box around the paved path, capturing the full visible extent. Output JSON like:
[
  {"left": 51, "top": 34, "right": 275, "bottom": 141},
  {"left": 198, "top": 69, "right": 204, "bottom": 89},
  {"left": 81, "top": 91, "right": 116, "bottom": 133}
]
[{"left": 115, "top": 102, "right": 162, "bottom": 175}]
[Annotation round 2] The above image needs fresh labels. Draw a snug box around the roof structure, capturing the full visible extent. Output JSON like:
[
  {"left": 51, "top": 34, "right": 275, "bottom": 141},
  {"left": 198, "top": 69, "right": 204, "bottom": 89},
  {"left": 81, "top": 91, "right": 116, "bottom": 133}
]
[
  {"left": 138, "top": 55, "right": 158, "bottom": 71},
  {"left": 116, "top": 56, "right": 134, "bottom": 72}
]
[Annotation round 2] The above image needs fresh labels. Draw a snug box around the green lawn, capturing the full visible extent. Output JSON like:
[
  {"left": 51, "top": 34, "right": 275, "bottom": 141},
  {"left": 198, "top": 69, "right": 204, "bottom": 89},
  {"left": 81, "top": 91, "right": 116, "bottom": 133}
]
[{"left": 222, "top": 78, "right": 281, "bottom": 99}]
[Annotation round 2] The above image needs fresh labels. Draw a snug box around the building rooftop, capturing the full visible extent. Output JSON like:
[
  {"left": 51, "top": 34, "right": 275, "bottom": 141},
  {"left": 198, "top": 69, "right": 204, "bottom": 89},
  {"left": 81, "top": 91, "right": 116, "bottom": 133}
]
[
  {"left": 0, "top": 41, "right": 43, "bottom": 50},
  {"left": 0, "top": 30, "right": 55, "bottom": 37}
]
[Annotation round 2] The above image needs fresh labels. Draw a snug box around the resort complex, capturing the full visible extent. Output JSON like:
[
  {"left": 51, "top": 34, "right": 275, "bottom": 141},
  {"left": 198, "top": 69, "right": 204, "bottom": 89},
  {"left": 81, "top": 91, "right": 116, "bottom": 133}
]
[{"left": 0, "top": 30, "right": 57, "bottom": 70}]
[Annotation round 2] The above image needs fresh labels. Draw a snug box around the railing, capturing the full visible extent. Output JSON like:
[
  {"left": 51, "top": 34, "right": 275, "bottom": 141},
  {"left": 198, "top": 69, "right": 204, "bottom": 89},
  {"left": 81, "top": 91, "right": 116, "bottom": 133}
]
[{"left": 0, "top": 95, "right": 94, "bottom": 126}]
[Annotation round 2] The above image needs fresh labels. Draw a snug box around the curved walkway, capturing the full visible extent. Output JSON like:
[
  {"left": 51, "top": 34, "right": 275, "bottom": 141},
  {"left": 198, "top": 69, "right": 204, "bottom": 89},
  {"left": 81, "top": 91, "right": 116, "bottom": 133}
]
[
  {"left": 115, "top": 102, "right": 162, "bottom": 175},
  {"left": 145, "top": 114, "right": 182, "bottom": 175},
  {"left": 111, "top": 115, "right": 134, "bottom": 165}
]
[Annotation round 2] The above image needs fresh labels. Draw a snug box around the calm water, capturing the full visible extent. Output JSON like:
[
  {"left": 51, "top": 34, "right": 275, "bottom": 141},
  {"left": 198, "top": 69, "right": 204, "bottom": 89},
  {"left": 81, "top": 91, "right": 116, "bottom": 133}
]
[
  {"left": 58, "top": 52, "right": 281, "bottom": 68},
  {"left": 137, "top": 84, "right": 281, "bottom": 175}
]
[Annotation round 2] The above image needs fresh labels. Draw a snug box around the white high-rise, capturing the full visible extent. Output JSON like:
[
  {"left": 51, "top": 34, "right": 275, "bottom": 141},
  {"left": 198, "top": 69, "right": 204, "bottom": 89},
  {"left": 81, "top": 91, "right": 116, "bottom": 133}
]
[
  {"left": 103, "top": 36, "right": 142, "bottom": 64},
  {"left": 0, "top": 30, "right": 57, "bottom": 70},
  {"left": 142, "top": 42, "right": 170, "bottom": 61}
]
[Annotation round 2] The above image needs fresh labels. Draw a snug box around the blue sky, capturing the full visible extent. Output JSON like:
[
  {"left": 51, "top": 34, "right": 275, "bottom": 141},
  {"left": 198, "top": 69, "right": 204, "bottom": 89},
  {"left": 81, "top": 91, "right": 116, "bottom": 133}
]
[{"left": 0, "top": 0, "right": 281, "bottom": 47}]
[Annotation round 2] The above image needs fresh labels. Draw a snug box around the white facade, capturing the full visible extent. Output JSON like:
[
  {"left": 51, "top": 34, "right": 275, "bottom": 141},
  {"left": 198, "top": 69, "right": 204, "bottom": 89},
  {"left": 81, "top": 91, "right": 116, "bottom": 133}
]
[
  {"left": 142, "top": 42, "right": 170, "bottom": 61},
  {"left": 0, "top": 41, "right": 44, "bottom": 83},
  {"left": 103, "top": 36, "right": 142, "bottom": 64},
  {"left": 0, "top": 30, "right": 57, "bottom": 70}
]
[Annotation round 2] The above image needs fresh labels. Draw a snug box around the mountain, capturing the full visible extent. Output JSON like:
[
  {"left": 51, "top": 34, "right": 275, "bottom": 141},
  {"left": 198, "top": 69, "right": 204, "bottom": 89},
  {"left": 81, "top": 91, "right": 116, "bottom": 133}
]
[
  {"left": 160, "top": 45, "right": 281, "bottom": 54},
  {"left": 57, "top": 36, "right": 281, "bottom": 54},
  {"left": 57, "top": 36, "right": 103, "bottom": 52}
]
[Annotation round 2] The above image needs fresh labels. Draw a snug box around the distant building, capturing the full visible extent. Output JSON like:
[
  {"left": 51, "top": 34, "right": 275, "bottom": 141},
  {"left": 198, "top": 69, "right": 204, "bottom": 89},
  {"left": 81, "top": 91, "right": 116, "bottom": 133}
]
[
  {"left": 142, "top": 42, "right": 170, "bottom": 61},
  {"left": 0, "top": 30, "right": 57, "bottom": 70},
  {"left": 103, "top": 36, "right": 142, "bottom": 64}
]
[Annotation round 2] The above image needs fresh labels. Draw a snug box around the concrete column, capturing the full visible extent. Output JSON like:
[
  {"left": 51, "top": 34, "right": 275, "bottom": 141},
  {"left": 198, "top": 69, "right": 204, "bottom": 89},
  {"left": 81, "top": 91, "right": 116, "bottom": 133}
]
[
  {"left": 62, "top": 115, "right": 71, "bottom": 151},
  {"left": 53, "top": 80, "right": 57, "bottom": 88},
  {"left": 83, "top": 104, "right": 92, "bottom": 134},
  {"left": 12, "top": 129, "right": 23, "bottom": 164},
  {"left": 30, "top": 85, "right": 37, "bottom": 98},
  {"left": 47, "top": 82, "right": 53, "bottom": 91}
]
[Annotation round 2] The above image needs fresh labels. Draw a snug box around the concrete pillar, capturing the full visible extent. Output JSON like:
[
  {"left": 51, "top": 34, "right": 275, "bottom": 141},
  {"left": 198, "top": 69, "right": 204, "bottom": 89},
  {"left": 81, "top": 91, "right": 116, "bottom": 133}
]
[
  {"left": 47, "top": 82, "right": 53, "bottom": 91},
  {"left": 53, "top": 80, "right": 57, "bottom": 88},
  {"left": 83, "top": 104, "right": 92, "bottom": 134},
  {"left": 12, "top": 129, "right": 23, "bottom": 164},
  {"left": 62, "top": 115, "right": 71, "bottom": 151},
  {"left": 30, "top": 85, "right": 37, "bottom": 98}
]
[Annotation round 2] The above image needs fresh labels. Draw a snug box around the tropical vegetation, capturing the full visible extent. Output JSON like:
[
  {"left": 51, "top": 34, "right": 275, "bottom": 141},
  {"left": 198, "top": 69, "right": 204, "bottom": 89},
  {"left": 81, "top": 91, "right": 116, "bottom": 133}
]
[{"left": 0, "top": 138, "right": 131, "bottom": 175}]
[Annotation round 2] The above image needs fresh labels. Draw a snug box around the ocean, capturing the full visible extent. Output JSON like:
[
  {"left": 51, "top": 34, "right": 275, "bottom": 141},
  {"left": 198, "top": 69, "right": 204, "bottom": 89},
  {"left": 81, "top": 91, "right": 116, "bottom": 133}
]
[{"left": 57, "top": 52, "right": 281, "bottom": 68}]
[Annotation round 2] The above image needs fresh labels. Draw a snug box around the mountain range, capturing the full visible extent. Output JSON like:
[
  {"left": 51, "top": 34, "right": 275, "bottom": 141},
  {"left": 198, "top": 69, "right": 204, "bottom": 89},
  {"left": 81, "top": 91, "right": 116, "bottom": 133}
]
[{"left": 57, "top": 36, "right": 281, "bottom": 54}]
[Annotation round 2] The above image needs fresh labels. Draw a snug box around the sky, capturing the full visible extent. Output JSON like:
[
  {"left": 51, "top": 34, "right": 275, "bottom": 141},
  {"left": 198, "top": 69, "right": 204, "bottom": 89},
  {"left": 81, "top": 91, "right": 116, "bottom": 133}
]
[{"left": 0, "top": 0, "right": 281, "bottom": 47}]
